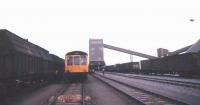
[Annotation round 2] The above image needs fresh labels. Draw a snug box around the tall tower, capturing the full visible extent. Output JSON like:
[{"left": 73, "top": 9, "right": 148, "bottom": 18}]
[{"left": 89, "top": 39, "right": 105, "bottom": 71}]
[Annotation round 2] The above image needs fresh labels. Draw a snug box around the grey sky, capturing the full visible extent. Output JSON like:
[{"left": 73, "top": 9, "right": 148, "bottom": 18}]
[{"left": 0, "top": 0, "right": 200, "bottom": 65}]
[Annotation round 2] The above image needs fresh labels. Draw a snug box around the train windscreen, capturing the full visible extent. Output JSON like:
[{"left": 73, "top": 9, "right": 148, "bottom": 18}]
[
  {"left": 67, "top": 56, "right": 73, "bottom": 65},
  {"left": 81, "top": 55, "right": 87, "bottom": 65},
  {"left": 74, "top": 56, "right": 80, "bottom": 65}
]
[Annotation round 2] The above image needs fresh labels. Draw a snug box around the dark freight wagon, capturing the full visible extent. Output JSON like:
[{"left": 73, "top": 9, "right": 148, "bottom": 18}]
[
  {"left": 105, "top": 65, "right": 116, "bottom": 72},
  {"left": 165, "top": 53, "right": 200, "bottom": 76},
  {"left": 0, "top": 29, "right": 64, "bottom": 84},
  {"left": 50, "top": 54, "right": 65, "bottom": 80},
  {"left": 141, "top": 53, "right": 200, "bottom": 76},
  {"left": 106, "top": 62, "right": 140, "bottom": 73},
  {"left": 141, "top": 58, "right": 165, "bottom": 74}
]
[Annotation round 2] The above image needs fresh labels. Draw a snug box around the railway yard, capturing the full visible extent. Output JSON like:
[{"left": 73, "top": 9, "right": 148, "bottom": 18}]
[
  {"left": 2, "top": 0, "right": 200, "bottom": 104},
  {"left": 1, "top": 72, "right": 200, "bottom": 105},
  {"left": 1, "top": 30, "right": 200, "bottom": 105}
]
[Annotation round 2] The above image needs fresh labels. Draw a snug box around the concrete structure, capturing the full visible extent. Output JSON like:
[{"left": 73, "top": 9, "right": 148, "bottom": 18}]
[
  {"left": 89, "top": 39, "right": 104, "bottom": 62},
  {"left": 89, "top": 39, "right": 197, "bottom": 72},
  {"left": 89, "top": 39, "right": 158, "bottom": 70},
  {"left": 168, "top": 45, "right": 192, "bottom": 56},
  {"left": 103, "top": 44, "right": 157, "bottom": 59},
  {"left": 157, "top": 48, "right": 169, "bottom": 57},
  {"left": 186, "top": 39, "right": 200, "bottom": 53},
  {"left": 89, "top": 39, "right": 105, "bottom": 71}
]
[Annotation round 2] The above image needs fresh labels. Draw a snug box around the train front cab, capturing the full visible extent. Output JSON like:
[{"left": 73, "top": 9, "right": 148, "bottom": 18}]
[{"left": 64, "top": 52, "right": 89, "bottom": 80}]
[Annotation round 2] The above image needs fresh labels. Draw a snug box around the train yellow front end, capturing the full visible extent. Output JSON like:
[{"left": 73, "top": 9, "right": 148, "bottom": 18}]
[{"left": 64, "top": 51, "right": 89, "bottom": 80}]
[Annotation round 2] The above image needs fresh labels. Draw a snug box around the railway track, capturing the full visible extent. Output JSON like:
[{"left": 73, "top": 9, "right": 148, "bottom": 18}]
[
  {"left": 108, "top": 72, "right": 200, "bottom": 89},
  {"left": 46, "top": 82, "right": 87, "bottom": 105},
  {"left": 93, "top": 73, "right": 187, "bottom": 105}
]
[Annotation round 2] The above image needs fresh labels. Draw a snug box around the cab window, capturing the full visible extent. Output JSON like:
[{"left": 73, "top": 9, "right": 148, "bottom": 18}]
[
  {"left": 74, "top": 56, "right": 80, "bottom": 65},
  {"left": 67, "top": 56, "right": 73, "bottom": 65},
  {"left": 81, "top": 55, "right": 87, "bottom": 65}
]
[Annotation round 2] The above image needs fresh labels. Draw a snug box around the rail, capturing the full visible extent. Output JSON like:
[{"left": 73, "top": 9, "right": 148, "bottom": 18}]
[
  {"left": 108, "top": 72, "right": 200, "bottom": 89},
  {"left": 46, "top": 83, "right": 85, "bottom": 105},
  {"left": 93, "top": 73, "right": 188, "bottom": 105}
]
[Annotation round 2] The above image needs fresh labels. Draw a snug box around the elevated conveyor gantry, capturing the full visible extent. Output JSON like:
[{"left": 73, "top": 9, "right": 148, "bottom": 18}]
[{"left": 103, "top": 44, "right": 157, "bottom": 59}]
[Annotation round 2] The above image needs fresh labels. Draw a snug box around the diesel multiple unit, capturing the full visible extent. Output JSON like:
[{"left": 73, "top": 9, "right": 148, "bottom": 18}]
[{"left": 64, "top": 51, "right": 89, "bottom": 79}]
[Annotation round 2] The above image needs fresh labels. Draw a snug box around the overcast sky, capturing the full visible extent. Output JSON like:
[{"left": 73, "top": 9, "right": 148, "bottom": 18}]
[{"left": 0, "top": 0, "right": 200, "bottom": 65}]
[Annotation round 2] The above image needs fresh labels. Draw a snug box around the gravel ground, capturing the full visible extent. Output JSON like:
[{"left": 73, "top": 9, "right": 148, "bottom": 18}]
[
  {"left": 2, "top": 83, "right": 66, "bottom": 105},
  {"left": 0, "top": 82, "right": 48, "bottom": 105},
  {"left": 111, "top": 72, "right": 200, "bottom": 84},
  {"left": 84, "top": 74, "right": 138, "bottom": 105},
  {"left": 18, "top": 84, "right": 67, "bottom": 105},
  {"left": 2, "top": 74, "right": 139, "bottom": 105}
]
